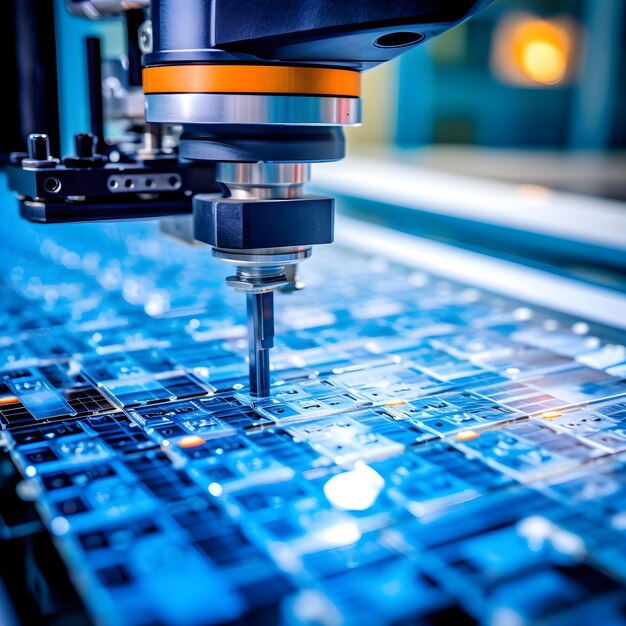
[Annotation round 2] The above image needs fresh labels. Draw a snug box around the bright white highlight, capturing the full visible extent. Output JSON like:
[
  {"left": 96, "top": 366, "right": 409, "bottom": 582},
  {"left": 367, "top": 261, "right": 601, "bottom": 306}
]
[{"left": 323, "top": 463, "right": 385, "bottom": 511}]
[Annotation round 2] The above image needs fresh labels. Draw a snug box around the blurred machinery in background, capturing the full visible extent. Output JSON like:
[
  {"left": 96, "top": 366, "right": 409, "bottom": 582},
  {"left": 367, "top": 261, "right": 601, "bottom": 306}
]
[{"left": 395, "top": 0, "right": 626, "bottom": 150}]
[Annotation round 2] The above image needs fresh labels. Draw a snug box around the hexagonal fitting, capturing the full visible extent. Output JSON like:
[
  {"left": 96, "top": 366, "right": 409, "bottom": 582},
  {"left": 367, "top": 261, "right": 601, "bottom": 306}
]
[
  {"left": 225, "top": 274, "right": 292, "bottom": 294},
  {"left": 193, "top": 195, "right": 334, "bottom": 249}
]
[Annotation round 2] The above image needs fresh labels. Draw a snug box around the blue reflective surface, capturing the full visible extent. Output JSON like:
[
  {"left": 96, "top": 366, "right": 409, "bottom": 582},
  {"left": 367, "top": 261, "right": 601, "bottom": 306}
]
[{"left": 1, "top": 204, "right": 626, "bottom": 625}]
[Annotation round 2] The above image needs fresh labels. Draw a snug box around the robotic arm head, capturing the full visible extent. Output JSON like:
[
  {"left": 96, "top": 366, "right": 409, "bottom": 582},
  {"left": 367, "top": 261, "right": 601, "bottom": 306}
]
[
  {"left": 140, "top": 0, "right": 491, "bottom": 397},
  {"left": 9, "top": 0, "right": 492, "bottom": 398}
]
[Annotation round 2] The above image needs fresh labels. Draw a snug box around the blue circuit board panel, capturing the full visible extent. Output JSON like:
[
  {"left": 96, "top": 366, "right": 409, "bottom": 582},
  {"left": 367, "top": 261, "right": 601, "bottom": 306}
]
[{"left": 1, "top": 219, "right": 626, "bottom": 626}]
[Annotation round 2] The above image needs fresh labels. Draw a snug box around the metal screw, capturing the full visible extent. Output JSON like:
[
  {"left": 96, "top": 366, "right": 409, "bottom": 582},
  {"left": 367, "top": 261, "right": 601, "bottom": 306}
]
[
  {"left": 138, "top": 20, "right": 153, "bottom": 54},
  {"left": 75, "top": 133, "right": 96, "bottom": 158},
  {"left": 23, "top": 133, "right": 58, "bottom": 168},
  {"left": 27, "top": 134, "right": 50, "bottom": 161}
]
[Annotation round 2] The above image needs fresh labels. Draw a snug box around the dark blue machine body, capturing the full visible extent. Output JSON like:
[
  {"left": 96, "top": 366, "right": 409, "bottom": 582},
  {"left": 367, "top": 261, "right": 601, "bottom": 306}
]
[
  {"left": 149, "top": 0, "right": 492, "bottom": 165},
  {"left": 148, "top": 0, "right": 492, "bottom": 68}
]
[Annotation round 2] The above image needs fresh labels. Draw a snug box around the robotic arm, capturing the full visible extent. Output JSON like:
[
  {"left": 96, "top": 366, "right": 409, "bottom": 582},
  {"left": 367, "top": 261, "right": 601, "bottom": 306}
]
[{"left": 7, "top": 0, "right": 491, "bottom": 398}]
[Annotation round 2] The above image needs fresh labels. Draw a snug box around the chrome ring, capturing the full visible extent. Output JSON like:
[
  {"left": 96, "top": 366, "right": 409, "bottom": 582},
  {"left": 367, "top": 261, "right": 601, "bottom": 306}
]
[
  {"left": 212, "top": 247, "right": 312, "bottom": 267},
  {"left": 145, "top": 93, "right": 361, "bottom": 126},
  {"left": 216, "top": 162, "right": 311, "bottom": 188}
]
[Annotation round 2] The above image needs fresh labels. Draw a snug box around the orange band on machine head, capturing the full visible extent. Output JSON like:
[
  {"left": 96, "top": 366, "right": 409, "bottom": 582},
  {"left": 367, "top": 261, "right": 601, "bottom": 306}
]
[{"left": 143, "top": 64, "right": 361, "bottom": 97}]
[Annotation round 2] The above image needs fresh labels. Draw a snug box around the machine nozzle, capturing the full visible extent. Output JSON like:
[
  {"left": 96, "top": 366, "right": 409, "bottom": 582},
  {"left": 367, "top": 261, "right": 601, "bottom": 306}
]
[
  {"left": 205, "top": 162, "right": 318, "bottom": 399},
  {"left": 216, "top": 250, "right": 311, "bottom": 398},
  {"left": 246, "top": 292, "right": 274, "bottom": 397}
]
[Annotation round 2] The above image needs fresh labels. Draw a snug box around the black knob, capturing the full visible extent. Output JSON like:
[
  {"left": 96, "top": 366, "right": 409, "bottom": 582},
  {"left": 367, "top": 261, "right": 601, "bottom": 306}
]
[
  {"left": 75, "top": 133, "right": 96, "bottom": 158},
  {"left": 27, "top": 133, "right": 50, "bottom": 161}
]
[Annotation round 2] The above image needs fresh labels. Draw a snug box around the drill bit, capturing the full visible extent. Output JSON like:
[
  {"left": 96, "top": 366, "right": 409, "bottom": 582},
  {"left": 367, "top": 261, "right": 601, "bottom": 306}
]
[{"left": 246, "top": 291, "right": 275, "bottom": 397}]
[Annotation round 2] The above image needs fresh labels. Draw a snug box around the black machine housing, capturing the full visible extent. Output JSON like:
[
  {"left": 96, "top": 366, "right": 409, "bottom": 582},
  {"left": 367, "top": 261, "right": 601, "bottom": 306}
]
[{"left": 148, "top": 0, "right": 492, "bottom": 68}]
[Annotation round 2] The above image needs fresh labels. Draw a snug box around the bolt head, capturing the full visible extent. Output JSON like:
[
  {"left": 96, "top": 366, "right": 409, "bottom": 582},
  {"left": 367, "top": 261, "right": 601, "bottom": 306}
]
[
  {"left": 139, "top": 20, "right": 153, "bottom": 54},
  {"left": 225, "top": 275, "right": 291, "bottom": 294}
]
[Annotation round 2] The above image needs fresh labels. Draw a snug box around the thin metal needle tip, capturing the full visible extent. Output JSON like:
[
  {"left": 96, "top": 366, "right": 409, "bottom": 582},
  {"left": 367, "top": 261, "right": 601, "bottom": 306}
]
[{"left": 246, "top": 292, "right": 274, "bottom": 398}]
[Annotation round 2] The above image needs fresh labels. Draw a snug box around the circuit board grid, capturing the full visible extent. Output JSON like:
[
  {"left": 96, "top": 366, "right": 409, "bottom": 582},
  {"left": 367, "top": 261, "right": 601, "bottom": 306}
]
[{"left": 1, "top": 219, "right": 626, "bottom": 626}]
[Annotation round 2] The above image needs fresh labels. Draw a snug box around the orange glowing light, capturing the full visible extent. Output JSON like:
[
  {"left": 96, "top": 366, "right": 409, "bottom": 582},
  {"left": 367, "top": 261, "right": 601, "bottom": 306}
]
[
  {"left": 520, "top": 40, "right": 566, "bottom": 84},
  {"left": 454, "top": 430, "right": 480, "bottom": 442},
  {"left": 541, "top": 411, "right": 562, "bottom": 419},
  {"left": 0, "top": 396, "right": 19, "bottom": 405},
  {"left": 178, "top": 435, "right": 206, "bottom": 448},
  {"left": 491, "top": 13, "right": 576, "bottom": 87}
]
